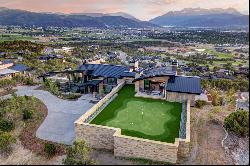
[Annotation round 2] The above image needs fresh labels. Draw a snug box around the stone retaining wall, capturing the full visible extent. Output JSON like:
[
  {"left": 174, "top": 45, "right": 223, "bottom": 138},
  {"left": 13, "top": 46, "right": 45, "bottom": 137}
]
[
  {"left": 75, "top": 123, "right": 119, "bottom": 150},
  {"left": 75, "top": 80, "right": 125, "bottom": 124},
  {"left": 75, "top": 82, "right": 191, "bottom": 163},
  {"left": 114, "top": 130, "right": 179, "bottom": 163}
]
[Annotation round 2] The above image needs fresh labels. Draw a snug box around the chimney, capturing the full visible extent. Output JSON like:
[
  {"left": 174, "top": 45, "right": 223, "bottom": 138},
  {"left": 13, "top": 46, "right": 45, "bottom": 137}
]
[{"left": 82, "top": 59, "right": 87, "bottom": 64}]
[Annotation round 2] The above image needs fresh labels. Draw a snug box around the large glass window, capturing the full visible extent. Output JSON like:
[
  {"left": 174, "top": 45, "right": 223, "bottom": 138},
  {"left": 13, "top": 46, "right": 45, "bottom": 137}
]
[
  {"left": 144, "top": 80, "right": 150, "bottom": 90},
  {"left": 107, "top": 78, "right": 117, "bottom": 85}
]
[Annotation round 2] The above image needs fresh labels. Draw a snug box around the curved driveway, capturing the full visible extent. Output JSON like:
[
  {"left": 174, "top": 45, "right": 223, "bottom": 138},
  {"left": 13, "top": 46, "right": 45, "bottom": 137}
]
[{"left": 1, "top": 86, "right": 94, "bottom": 145}]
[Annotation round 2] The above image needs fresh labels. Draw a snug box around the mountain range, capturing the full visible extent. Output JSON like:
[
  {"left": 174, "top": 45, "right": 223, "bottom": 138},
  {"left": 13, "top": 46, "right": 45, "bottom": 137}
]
[
  {"left": 70, "top": 12, "right": 139, "bottom": 21},
  {"left": 0, "top": 7, "right": 155, "bottom": 28},
  {"left": 0, "top": 7, "right": 249, "bottom": 28},
  {"left": 150, "top": 8, "right": 249, "bottom": 28}
]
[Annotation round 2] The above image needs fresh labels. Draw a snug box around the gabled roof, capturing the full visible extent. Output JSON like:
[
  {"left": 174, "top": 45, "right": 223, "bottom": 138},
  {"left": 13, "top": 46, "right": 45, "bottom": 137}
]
[
  {"left": 166, "top": 76, "right": 202, "bottom": 95},
  {"left": 77, "top": 64, "right": 135, "bottom": 78},
  {"left": 0, "top": 68, "right": 18, "bottom": 75},
  {"left": 1, "top": 60, "right": 13, "bottom": 65},
  {"left": 134, "top": 67, "right": 176, "bottom": 81},
  {"left": 0, "top": 64, "right": 28, "bottom": 76}
]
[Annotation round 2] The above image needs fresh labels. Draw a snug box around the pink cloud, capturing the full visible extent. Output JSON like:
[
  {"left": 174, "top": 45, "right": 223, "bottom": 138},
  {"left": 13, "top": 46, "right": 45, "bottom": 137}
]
[{"left": 0, "top": 0, "right": 248, "bottom": 20}]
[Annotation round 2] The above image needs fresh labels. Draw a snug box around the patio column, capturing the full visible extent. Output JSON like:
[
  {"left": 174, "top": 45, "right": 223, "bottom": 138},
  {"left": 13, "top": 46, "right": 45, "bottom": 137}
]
[{"left": 99, "top": 81, "right": 104, "bottom": 95}]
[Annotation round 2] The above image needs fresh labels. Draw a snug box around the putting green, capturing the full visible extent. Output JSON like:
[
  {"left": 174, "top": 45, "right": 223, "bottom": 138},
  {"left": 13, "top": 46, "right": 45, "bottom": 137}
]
[{"left": 90, "top": 84, "right": 182, "bottom": 143}]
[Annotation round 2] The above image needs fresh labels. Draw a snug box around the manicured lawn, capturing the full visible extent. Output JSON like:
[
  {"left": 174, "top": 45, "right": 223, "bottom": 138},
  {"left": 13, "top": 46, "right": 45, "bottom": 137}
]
[
  {"left": 90, "top": 84, "right": 182, "bottom": 143},
  {"left": 205, "top": 49, "right": 234, "bottom": 59}
]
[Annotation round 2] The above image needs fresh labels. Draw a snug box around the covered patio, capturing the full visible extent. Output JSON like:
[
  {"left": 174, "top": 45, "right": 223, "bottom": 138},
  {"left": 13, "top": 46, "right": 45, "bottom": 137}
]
[{"left": 62, "top": 79, "right": 103, "bottom": 95}]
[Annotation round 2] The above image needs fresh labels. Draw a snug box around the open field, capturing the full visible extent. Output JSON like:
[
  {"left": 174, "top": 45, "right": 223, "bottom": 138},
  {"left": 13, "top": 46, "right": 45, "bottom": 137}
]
[
  {"left": 0, "top": 34, "right": 35, "bottom": 42},
  {"left": 91, "top": 84, "right": 182, "bottom": 143}
]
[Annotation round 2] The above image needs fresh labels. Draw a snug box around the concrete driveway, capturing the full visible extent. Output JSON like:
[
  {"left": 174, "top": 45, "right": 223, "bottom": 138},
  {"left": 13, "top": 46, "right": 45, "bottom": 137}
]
[{"left": 1, "top": 86, "right": 94, "bottom": 145}]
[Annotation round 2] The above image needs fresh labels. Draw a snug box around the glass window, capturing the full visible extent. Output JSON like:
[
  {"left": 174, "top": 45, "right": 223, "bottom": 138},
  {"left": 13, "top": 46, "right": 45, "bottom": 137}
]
[{"left": 144, "top": 80, "right": 150, "bottom": 90}]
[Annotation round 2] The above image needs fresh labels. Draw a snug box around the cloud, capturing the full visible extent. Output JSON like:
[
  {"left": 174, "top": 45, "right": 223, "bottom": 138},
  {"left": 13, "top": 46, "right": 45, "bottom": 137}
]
[{"left": 0, "top": 0, "right": 248, "bottom": 20}]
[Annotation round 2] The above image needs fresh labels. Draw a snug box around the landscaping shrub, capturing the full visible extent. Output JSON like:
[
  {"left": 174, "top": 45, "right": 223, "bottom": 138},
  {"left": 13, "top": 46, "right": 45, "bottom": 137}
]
[
  {"left": 195, "top": 100, "right": 207, "bottom": 108},
  {"left": 0, "top": 119, "right": 15, "bottom": 132},
  {"left": 63, "top": 141, "right": 96, "bottom": 165},
  {"left": 0, "top": 79, "right": 16, "bottom": 92},
  {"left": 43, "top": 79, "right": 62, "bottom": 96},
  {"left": 224, "top": 110, "right": 249, "bottom": 137},
  {"left": 44, "top": 143, "right": 56, "bottom": 158},
  {"left": 0, "top": 131, "right": 16, "bottom": 154},
  {"left": 210, "top": 89, "right": 223, "bottom": 106},
  {"left": 63, "top": 93, "right": 82, "bottom": 100},
  {"left": 22, "top": 109, "right": 34, "bottom": 120}
]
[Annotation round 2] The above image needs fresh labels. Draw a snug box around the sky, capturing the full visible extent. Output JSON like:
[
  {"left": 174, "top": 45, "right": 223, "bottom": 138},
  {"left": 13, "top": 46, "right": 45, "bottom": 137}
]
[{"left": 0, "top": 0, "right": 249, "bottom": 20}]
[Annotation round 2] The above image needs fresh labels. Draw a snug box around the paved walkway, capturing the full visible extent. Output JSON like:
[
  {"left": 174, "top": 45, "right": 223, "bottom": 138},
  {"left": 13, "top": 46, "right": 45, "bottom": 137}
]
[{"left": 1, "top": 86, "right": 94, "bottom": 145}]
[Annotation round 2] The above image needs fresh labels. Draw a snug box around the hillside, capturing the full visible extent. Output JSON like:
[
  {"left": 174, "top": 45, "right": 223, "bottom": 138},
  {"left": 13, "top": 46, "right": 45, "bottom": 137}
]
[
  {"left": 150, "top": 8, "right": 249, "bottom": 28},
  {"left": 0, "top": 7, "right": 156, "bottom": 28}
]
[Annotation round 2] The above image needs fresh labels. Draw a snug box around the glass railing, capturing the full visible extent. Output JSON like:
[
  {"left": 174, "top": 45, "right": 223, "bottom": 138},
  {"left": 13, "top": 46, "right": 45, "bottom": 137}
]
[{"left": 179, "top": 100, "right": 187, "bottom": 139}]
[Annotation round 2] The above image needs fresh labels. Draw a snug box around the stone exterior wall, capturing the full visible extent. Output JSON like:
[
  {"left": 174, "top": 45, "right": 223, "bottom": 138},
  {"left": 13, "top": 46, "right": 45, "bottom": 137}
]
[
  {"left": 134, "top": 76, "right": 169, "bottom": 93},
  {"left": 75, "top": 81, "right": 125, "bottom": 149},
  {"left": 166, "top": 92, "right": 195, "bottom": 106},
  {"left": 114, "top": 131, "right": 179, "bottom": 163},
  {"left": 75, "top": 123, "right": 119, "bottom": 150}
]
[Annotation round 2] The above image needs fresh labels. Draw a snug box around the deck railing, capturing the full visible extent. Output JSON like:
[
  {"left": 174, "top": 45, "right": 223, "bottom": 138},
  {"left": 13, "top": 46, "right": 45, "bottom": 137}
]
[{"left": 179, "top": 100, "right": 187, "bottom": 139}]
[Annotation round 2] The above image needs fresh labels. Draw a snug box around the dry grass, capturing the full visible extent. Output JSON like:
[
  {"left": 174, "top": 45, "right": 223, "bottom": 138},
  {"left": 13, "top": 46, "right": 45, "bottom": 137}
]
[{"left": 179, "top": 104, "right": 234, "bottom": 165}]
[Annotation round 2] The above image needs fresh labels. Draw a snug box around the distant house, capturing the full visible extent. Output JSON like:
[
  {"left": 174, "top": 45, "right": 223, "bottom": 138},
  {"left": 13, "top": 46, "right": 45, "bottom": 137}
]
[
  {"left": 54, "top": 47, "right": 74, "bottom": 54},
  {"left": 206, "top": 54, "right": 215, "bottom": 60},
  {"left": 0, "top": 52, "right": 7, "bottom": 57},
  {"left": 88, "top": 45, "right": 99, "bottom": 52},
  {"left": 107, "top": 51, "right": 118, "bottom": 60},
  {"left": 39, "top": 54, "right": 64, "bottom": 62},
  {"left": 0, "top": 60, "right": 14, "bottom": 70},
  {"left": 0, "top": 62, "right": 29, "bottom": 79},
  {"left": 168, "top": 59, "right": 178, "bottom": 66},
  {"left": 234, "top": 67, "right": 249, "bottom": 77},
  {"left": 214, "top": 69, "right": 235, "bottom": 79}
]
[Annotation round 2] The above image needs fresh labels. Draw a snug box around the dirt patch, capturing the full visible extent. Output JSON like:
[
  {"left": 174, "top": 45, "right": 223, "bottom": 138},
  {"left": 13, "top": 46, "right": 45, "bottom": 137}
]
[
  {"left": 0, "top": 140, "right": 65, "bottom": 165},
  {"left": 0, "top": 89, "right": 17, "bottom": 96},
  {"left": 179, "top": 105, "right": 234, "bottom": 165},
  {"left": 90, "top": 149, "right": 166, "bottom": 165}
]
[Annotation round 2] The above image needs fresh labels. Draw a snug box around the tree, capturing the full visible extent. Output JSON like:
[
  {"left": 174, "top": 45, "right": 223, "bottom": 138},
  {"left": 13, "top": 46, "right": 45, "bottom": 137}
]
[
  {"left": 63, "top": 141, "right": 96, "bottom": 165},
  {"left": 195, "top": 100, "right": 207, "bottom": 108},
  {"left": 224, "top": 111, "right": 249, "bottom": 137},
  {"left": 210, "top": 89, "right": 223, "bottom": 106}
]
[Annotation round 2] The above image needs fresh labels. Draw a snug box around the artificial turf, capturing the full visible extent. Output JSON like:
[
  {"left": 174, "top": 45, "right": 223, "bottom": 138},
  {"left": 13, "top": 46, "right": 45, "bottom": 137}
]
[{"left": 90, "top": 84, "right": 182, "bottom": 143}]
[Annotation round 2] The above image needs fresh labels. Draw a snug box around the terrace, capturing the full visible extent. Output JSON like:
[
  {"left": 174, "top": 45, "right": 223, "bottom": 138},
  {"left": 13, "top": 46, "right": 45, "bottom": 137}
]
[
  {"left": 90, "top": 84, "right": 182, "bottom": 143},
  {"left": 75, "top": 82, "right": 191, "bottom": 163}
]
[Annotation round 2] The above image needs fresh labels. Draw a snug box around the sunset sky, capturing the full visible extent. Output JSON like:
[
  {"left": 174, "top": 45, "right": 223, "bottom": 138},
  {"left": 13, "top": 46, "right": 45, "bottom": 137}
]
[{"left": 0, "top": 0, "right": 249, "bottom": 20}]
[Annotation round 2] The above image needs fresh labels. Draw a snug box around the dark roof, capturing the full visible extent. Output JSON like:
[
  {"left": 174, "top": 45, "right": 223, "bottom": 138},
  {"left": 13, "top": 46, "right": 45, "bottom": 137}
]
[
  {"left": 10, "top": 64, "right": 29, "bottom": 72},
  {"left": 134, "top": 67, "right": 176, "bottom": 81},
  {"left": 77, "top": 64, "right": 135, "bottom": 78},
  {"left": 2, "top": 60, "right": 13, "bottom": 64},
  {"left": 166, "top": 76, "right": 202, "bottom": 94},
  {"left": 85, "top": 80, "right": 102, "bottom": 86}
]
